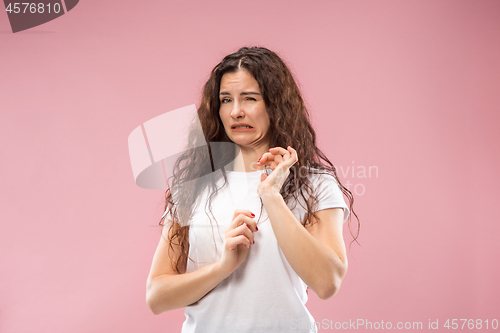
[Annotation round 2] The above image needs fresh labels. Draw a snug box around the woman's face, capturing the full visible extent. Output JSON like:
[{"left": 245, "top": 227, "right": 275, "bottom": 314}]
[{"left": 219, "top": 69, "right": 271, "bottom": 149}]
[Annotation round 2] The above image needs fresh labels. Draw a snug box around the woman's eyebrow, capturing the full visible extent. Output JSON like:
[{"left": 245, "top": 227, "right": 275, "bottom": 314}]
[
  {"left": 219, "top": 91, "right": 261, "bottom": 96},
  {"left": 240, "top": 91, "right": 261, "bottom": 96}
]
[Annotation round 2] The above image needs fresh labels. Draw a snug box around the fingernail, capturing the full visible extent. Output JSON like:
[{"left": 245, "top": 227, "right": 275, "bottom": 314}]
[
  {"left": 256, "top": 226, "right": 259, "bottom": 231},
  {"left": 253, "top": 240, "right": 255, "bottom": 244},
  {"left": 251, "top": 213, "right": 255, "bottom": 217}
]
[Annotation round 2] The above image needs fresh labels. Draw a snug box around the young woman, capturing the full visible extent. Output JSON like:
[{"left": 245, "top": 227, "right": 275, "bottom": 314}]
[{"left": 146, "top": 46, "right": 359, "bottom": 333}]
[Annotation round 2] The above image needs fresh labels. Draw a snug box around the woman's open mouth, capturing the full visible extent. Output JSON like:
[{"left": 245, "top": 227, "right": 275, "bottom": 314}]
[{"left": 231, "top": 124, "right": 255, "bottom": 131}]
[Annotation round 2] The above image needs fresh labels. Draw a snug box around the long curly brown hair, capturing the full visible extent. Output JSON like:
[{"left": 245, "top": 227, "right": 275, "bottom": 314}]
[{"left": 160, "top": 46, "right": 360, "bottom": 273}]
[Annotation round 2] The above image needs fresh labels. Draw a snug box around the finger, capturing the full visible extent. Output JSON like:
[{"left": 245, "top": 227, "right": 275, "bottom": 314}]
[
  {"left": 269, "top": 146, "right": 289, "bottom": 155},
  {"left": 256, "top": 152, "right": 273, "bottom": 165},
  {"left": 229, "top": 211, "right": 258, "bottom": 232},
  {"left": 231, "top": 209, "right": 255, "bottom": 222},
  {"left": 287, "top": 145, "right": 298, "bottom": 156},
  {"left": 261, "top": 173, "right": 268, "bottom": 182},
  {"left": 225, "top": 235, "right": 251, "bottom": 250},
  {"left": 269, "top": 147, "right": 291, "bottom": 164},
  {"left": 260, "top": 157, "right": 285, "bottom": 172},
  {"left": 237, "top": 215, "right": 259, "bottom": 233},
  {"left": 287, "top": 146, "right": 298, "bottom": 164},
  {"left": 277, "top": 146, "right": 297, "bottom": 168},
  {"left": 258, "top": 153, "right": 284, "bottom": 169},
  {"left": 264, "top": 148, "right": 296, "bottom": 172},
  {"left": 274, "top": 154, "right": 284, "bottom": 164},
  {"left": 225, "top": 224, "right": 255, "bottom": 244}
]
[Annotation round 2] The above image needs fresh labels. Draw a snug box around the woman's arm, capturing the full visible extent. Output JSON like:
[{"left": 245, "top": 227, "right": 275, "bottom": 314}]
[
  {"left": 257, "top": 146, "right": 348, "bottom": 299},
  {"left": 146, "top": 210, "right": 258, "bottom": 314},
  {"left": 261, "top": 194, "right": 347, "bottom": 300},
  {"left": 146, "top": 222, "right": 229, "bottom": 314}
]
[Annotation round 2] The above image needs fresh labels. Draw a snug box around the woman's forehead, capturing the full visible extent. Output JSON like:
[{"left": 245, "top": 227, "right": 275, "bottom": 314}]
[{"left": 220, "top": 70, "right": 260, "bottom": 92}]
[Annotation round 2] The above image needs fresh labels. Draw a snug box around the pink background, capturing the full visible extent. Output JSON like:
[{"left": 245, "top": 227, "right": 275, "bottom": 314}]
[{"left": 1, "top": 1, "right": 499, "bottom": 332}]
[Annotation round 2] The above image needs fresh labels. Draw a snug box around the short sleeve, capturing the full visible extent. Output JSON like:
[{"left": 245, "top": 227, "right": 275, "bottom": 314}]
[
  {"left": 161, "top": 208, "right": 172, "bottom": 221},
  {"left": 312, "top": 172, "right": 350, "bottom": 224},
  {"left": 161, "top": 187, "right": 178, "bottom": 223}
]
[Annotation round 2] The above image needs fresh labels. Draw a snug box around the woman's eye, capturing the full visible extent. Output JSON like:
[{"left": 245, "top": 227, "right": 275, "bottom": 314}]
[
  {"left": 246, "top": 97, "right": 256, "bottom": 101},
  {"left": 221, "top": 98, "right": 231, "bottom": 103}
]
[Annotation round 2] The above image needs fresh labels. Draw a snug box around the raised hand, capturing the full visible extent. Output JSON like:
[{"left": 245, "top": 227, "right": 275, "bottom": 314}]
[{"left": 256, "top": 146, "right": 298, "bottom": 198}]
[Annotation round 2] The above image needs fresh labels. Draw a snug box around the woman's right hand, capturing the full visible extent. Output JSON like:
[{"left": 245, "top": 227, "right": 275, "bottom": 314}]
[
  {"left": 218, "top": 209, "right": 259, "bottom": 274},
  {"left": 147, "top": 211, "right": 258, "bottom": 314}
]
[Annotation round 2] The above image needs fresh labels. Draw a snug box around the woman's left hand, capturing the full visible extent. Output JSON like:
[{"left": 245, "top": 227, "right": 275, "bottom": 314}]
[{"left": 256, "top": 146, "right": 298, "bottom": 198}]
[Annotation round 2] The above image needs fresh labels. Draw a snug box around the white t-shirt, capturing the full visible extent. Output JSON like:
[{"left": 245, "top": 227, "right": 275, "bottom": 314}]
[{"left": 163, "top": 168, "right": 350, "bottom": 333}]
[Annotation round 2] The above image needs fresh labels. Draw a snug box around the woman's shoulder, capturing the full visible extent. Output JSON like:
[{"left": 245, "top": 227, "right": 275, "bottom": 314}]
[{"left": 298, "top": 166, "right": 338, "bottom": 184}]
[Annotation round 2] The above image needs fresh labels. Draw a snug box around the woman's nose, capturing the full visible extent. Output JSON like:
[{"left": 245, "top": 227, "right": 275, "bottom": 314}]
[{"left": 230, "top": 102, "right": 245, "bottom": 119}]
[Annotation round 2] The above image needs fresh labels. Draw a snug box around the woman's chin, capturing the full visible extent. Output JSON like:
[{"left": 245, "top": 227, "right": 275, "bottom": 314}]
[{"left": 230, "top": 139, "right": 252, "bottom": 147}]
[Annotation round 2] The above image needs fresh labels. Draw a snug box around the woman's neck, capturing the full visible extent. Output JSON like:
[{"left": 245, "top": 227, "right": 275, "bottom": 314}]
[{"left": 231, "top": 144, "right": 269, "bottom": 172}]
